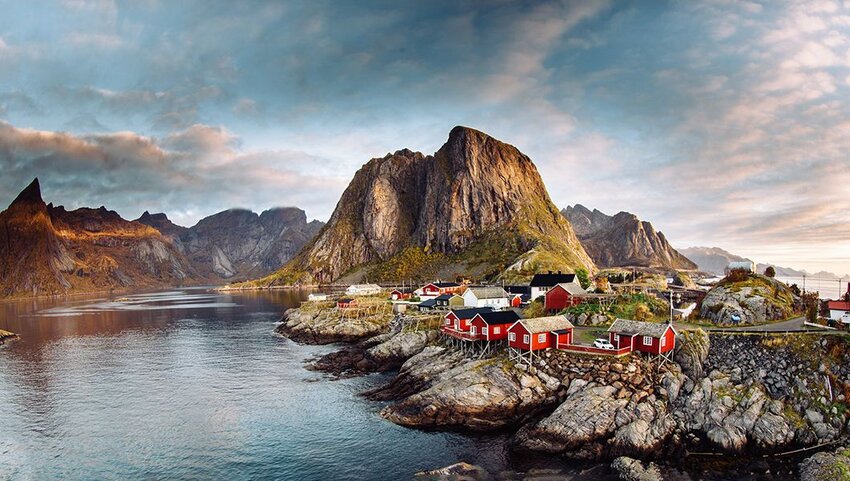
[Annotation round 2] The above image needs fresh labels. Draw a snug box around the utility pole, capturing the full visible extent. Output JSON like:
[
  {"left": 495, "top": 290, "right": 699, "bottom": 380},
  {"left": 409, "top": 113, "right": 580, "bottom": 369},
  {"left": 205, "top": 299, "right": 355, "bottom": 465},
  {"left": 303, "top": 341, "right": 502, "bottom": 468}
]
[
  {"left": 803, "top": 274, "right": 806, "bottom": 293},
  {"left": 669, "top": 290, "right": 674, "bottom": 325}
]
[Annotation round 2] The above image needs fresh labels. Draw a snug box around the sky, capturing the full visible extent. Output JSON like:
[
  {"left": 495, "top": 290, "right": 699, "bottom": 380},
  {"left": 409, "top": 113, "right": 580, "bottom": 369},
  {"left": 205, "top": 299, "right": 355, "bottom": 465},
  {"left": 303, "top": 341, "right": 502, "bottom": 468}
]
[{"left": 0, "top": 0, "right": 848, "bottom": 275}]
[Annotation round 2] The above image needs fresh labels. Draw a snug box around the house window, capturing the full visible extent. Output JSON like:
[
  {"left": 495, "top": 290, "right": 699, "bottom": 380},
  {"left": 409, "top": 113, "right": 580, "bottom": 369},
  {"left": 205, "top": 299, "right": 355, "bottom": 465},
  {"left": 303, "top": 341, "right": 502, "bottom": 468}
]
[
  {"left": 614, "top": 334, "right": 620, "bottom": 344},
  {"left": 493, "top": 327, "right": 500, "bottom": 334},
  {"left": 643, "top": 336, "right": 652, "bottom": 346},
  {"left": 509, "top": 332, "right": 516, "bottom": 341},
  {"left": 538, "top": 333, "right": 546, "bottom": 343},
  {"left": 661, "top": 336, "right": 666, "bottom": 347},
  {"left": 523, "top": 334, "right": 530, "bottom": 343},
  {"left": 482, "top": 326, "right": 488, "bottom": 335},
  {"left": 470, "top": 326, "right": 477, "bottom": 335}
]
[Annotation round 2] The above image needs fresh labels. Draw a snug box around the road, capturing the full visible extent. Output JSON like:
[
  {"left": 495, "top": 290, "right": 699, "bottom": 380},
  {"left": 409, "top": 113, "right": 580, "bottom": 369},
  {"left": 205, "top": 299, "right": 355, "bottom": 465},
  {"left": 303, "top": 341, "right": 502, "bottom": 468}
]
[{"left": 676, "top": 316, "right": 831, "bottom": 332}]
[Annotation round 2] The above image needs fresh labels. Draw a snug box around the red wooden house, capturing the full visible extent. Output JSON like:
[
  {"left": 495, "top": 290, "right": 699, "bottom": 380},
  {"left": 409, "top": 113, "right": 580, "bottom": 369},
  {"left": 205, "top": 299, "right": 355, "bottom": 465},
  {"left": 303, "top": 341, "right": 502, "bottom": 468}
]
[
  {"left": 390, "top": 289, "right": 412, "bottom": 300},
  {"left": 507, "top": 316, "right": 574, "bottom": 362},
  {"left": 419, "top": 282, "right": 464, "bottom": 299},
  {"left": 510, "top": 294, "right": 523, "bottom": 308},
  {"left": 337, "top": 298, "right": 357, "bottom": 309},
  {"left": 469, "top": 310, "right": 521, "bottom": 340},
  {"left": 544, "top": 282, "right": 588, "bottom": 313},
  {"left": 442, "top": 307, "right": 493, "bottom": 332},
  {"left": 607, "top": 319, "right": 676, "bottom": 356}
]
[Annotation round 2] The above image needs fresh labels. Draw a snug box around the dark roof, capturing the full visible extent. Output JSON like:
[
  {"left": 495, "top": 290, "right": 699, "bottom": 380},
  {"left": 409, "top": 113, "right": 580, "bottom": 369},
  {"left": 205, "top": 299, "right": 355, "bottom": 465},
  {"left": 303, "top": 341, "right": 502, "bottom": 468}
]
[
  {"left": 607, "top": 319, "right": 672, "bottom": 337},
  {"left": 418, "top": 299, "right": 437, "bottom": 307},
  {"left": 475, "top": 310, "right": 521, "bottom": 325},
  {"left": 434, "top": 282, "right": 460, "bottom": 288},
  {"left": 529, "top": 273, "right": 576, "bottom": 287},
  {"left": 338, "top": 298, "right": 354, "bottom": 303},
  {"left": 391, "top": 288, "right": 413, "bottom": 293},
  {"left": 505, "top": 285, "right": 531, "bottom": 295},
  {"left": 448, "top": 307, "right": 494, "bottom": 320},
  {"left": 435, "top": 293, "right": 458, "bottom": 301},
  {"left": 551, "top": 329, "right": 571, "bottom": 334}
]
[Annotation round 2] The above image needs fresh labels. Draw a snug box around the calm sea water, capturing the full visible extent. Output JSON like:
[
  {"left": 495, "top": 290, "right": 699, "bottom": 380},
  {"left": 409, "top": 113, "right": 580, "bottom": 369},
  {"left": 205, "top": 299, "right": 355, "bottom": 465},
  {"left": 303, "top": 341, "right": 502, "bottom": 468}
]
[
  {"left": 0, "top": 288, "right": 608, "bottom": 481},
  {"left": 777, "top": 276, "right": 850, "bottom": 300}
]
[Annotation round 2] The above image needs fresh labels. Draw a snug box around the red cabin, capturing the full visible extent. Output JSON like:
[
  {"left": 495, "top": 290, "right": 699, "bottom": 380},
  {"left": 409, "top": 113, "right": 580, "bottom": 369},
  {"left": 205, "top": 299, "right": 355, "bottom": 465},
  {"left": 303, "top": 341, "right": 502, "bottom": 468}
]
[
  {"left": 510, "top": 294, "right": 523, "bottom": 308},
  {"left": 469, "top": 310, "right": 521, "bottom": 341},
  {"left": 544, "top": 283, "right": 588, "bottom": 313},
  {"left": 420, "top": 282, "right": 464, "bottom": 298},
  {"left": 337, "top": 298, "right": 357, "bottom": 309},
  {"left": 443, "top": 307, "right": 494, "bottom": 332},
  {"left": 507, "top": 316, "right": 574, "bottom": 358},
  {"left": 607, "top": 319, "right": 676, "bottom": 355},
  {"left": 390, "top": 289, "right": 412, "bottom": 300}
]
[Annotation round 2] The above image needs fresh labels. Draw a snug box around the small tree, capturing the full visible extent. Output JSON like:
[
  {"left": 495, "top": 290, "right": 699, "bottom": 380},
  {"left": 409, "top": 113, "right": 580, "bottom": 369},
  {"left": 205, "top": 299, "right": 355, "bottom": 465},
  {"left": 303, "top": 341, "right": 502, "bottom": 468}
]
[
  {"left": 764, "top": 266, "right": 776, "bottom": 278},
  {"left": 801, "top": 292, "right": 819, "bottom": 322},
  {"left": 595, "top": 276, "right": 609, "bottom": 293},
  {"left": 576, "top": 268, "right": 591, "bottom": 290}
]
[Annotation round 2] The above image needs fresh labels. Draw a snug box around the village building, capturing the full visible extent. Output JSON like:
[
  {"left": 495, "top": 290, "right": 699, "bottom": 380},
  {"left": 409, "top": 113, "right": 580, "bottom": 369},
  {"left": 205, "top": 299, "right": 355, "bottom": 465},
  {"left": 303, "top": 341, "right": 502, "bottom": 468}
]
[
  {"left": 529, "top": 272, "right": 581, "bottom": 300},
  {"left": 443, "top": 307, "right": 494, "bottom": 332},
  {"left": 544, "top": 282, "right": 588, "bottom": 313},
  {"left": 507, "top": 315, "right": 574, "bottom": 362},
  {"left": 462, "top": 286, "right": 510, "bottom": 309},
  {"left": 725, "top": 261, "right": 755, "bottom": 275},
  {"left": 828, "top": 301, "right": 850, "bottom": 322},
  {"left": 389, "top": 288, "right": 413, "bottom": 300},
  {"left": 607, "top": 319, "right": 676, "bottom": 356},
  {"left": 307, "top": 293, "right": 328, "bottom": 301},
  {"left": 337, "top": 298, "right": 357, "bottom": 309},
  {"left": 469, "top": 310, "right": 522, "bottom": 356},
  {"left": 417, "top": 298, "right": 438, "bottom": 311},
  {"left": 416, "top": 281, "right": 464, "bottom": 300},
  {"left": 434, "top": 293, "right": 465, "bottom": 309},
  {"left": 346, "top": 284, "right": 382, "bottom": 296}
]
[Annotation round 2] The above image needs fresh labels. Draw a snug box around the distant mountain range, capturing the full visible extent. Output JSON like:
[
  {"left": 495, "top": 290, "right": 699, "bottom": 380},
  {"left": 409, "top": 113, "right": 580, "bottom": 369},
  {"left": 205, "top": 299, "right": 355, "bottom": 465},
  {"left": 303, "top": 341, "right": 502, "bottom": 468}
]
[
  {"left": 562, "top": 204, "right": 697, "bottom": 271},
  {"left": 679, "top": 246, "right": 847, "bottom": 279},
  {"left": 0, "top": 178, "right": 322, "bottom": 298},
  {"left": 249, "top": 126, "right": 595, "bottom": 286}
]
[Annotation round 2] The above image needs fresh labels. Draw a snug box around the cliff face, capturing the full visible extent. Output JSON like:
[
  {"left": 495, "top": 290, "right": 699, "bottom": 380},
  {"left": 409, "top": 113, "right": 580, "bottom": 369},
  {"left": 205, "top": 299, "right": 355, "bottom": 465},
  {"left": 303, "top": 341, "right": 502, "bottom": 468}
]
[
  {"left": 137, "top": 207, "right": 323, "bottom": 280},
  {"left": 263, "top": 126, "right": 595, "bottom": 284},
  {"left": 562, "top": 204, "right": 696, "bottom": 270},
  {"left": 0, "top": 179, "right": 194, "bottom": 298}
]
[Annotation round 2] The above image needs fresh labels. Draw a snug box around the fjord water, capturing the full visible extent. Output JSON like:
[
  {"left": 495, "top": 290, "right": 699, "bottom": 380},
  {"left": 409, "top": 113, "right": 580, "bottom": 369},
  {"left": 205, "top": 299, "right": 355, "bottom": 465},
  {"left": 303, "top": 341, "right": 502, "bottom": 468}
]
[{"left": 0, "top": 289, "right": 599, "bottom": 480}]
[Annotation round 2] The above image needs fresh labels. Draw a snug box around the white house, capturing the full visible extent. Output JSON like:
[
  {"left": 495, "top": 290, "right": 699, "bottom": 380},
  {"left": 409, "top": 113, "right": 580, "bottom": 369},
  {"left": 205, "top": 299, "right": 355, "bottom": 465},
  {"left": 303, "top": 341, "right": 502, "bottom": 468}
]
[
  {"left": 346, "top": 284, "right": 382, "bottom": 296},
  {"left": 307, "top": 293, "right": 328, "bottom": 301},
  {"left": 828, "top": 301, "right": 850, "bottom": 321},
  {"left": 529, "top": 272, "right": 581, "bottom": 300},
  {"left": 463, "top": 287, "right": 509, "bottom": 309}
]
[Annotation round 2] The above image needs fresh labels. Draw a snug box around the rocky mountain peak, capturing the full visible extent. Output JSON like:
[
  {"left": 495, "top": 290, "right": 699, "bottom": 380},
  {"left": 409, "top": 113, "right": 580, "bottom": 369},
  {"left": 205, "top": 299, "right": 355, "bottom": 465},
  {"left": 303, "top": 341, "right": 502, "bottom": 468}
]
[
  {"left": 258, "top": 126, "right": 594, "bottom": 285},
  {"left": 10, "top": 178, "right": 44, "bottom": 208},
  {"left": 563, "top": 205, "right": 696, "bottom": 270}
]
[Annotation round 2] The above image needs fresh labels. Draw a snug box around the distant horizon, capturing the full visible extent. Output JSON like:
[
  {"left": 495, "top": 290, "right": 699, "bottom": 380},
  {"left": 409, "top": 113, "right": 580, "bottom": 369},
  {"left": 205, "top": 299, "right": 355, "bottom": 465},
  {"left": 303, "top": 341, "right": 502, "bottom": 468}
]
[{"left": 1, "top": 1, "right": 848, "bottom": 275}]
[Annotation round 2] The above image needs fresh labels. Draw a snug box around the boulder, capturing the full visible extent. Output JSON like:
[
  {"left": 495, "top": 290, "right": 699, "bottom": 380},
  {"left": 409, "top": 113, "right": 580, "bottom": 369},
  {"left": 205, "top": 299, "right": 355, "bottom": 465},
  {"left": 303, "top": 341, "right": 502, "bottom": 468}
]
[{"left": 610, "top": 456, "right": 663, "bottom": 481}]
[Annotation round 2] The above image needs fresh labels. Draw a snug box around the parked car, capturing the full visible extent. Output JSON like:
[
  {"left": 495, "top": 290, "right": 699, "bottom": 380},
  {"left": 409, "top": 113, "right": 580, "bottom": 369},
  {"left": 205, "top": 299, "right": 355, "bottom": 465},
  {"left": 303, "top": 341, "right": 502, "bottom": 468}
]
[{"left": 593, "top": 338, "right": 615, "bottom": 350}]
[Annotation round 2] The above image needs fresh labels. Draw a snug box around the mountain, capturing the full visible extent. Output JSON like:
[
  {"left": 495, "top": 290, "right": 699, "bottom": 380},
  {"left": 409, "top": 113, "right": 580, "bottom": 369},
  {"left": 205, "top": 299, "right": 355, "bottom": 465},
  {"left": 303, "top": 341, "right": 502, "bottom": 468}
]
[
  {"left": 252, "top": 126, "right": 595, "bottom": 285},
  {"left": 677, "top": 247, "right": 749, "bottom": 276},
  {"left": 561, "top": 204, "right": 697, "bottom": 270},
  {"left": 0, "top": 178, "right": 195, "bottom": 297},
  {"left": 136, "top": 208, "right": 324, "bottom": 279}
]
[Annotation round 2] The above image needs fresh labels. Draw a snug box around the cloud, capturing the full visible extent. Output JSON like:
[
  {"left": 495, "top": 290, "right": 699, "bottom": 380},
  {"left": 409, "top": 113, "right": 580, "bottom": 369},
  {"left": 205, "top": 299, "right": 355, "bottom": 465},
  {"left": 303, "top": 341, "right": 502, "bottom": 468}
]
[{"left": 0, "top": 120, "right": 347, "bottom": 225}]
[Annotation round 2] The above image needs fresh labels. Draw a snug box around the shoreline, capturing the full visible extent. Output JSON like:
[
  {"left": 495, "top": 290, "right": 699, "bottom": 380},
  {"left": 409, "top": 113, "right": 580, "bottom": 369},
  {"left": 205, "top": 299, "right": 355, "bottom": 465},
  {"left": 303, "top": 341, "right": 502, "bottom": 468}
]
[
  {"left": 277, "top": 303, "right": 850, "bottom": 478},
  {"left": 0, "top": 329, "right": 19, "bottom": 345}
]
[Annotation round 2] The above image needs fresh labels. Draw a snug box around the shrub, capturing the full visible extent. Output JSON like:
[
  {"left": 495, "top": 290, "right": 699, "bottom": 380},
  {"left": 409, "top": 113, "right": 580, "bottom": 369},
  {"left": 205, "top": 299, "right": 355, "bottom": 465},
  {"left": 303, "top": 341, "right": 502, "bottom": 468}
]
[
  {"left": 576, "top": 268, "right": 591, "bottom": 290},
  {"left": 764, "top": 266, "right": 776, "bottom": 278}
]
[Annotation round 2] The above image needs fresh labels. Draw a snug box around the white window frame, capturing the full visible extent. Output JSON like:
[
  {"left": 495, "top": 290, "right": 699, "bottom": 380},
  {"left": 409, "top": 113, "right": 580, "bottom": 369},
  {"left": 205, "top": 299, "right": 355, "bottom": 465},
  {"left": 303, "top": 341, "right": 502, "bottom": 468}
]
[
  {"left": 509, "top": 332, "right": 516, "bottom": 341},
  {"left": 470, "top": 326, "right": 477, "bottom": 335},
  {"left": 482, "top": 326, "right": 488, "bottom": 335},
  {"left": 493, "top": 326, "right": 500, "bottom": 334},
  {"left": 523, "top": 334, "right": 530, "bottom": 343},
  {"left": 538, "top": 333, "right": 546, "bottom": 343},
  {"left": 643, "top": 336, "right": 652, "bottom": 346},
  {"left": 661, "top": 336, "right": 666, "bottom": 347},
  {"left": 614, "top": 334, "right": 620, "bottom": 344}
]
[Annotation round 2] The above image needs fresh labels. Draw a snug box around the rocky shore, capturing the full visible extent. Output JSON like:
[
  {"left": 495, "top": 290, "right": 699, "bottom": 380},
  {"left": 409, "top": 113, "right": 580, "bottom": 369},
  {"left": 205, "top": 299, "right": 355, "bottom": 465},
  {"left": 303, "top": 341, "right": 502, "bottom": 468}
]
[
  {"left": 278, "top": 306, "right": 850, "bottom": 478},
  {"left": 275, "top": 301, "right": 394, "bottom": 344},
  {"left": 0, "top": 329, "right": 18, "bottom": 345}
]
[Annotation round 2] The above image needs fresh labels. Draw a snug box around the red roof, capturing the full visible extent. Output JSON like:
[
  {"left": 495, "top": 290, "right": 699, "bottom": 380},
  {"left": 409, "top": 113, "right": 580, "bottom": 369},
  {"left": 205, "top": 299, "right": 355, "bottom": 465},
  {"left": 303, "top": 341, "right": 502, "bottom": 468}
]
[{"left": 828, "top": 301, "right": 850, "bottom": 311}]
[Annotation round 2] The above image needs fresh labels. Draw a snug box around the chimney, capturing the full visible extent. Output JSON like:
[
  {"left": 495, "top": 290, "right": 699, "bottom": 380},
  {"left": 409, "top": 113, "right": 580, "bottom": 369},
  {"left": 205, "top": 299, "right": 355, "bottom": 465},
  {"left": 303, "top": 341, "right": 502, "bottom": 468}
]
[
  {"left": 558, "top": 270, "right": 562, "bottom": 275},
  {"left": 548, "top": 270, "right": 553, "bottom": 274}
]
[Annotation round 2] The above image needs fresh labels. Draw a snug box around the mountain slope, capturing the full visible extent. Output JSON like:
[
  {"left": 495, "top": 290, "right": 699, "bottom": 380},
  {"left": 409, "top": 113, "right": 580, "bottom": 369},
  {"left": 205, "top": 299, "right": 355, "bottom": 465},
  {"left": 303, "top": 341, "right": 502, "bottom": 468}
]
[
  {"left": 0, "top": 179, "right": 194, "bottom": 298},
  {"left": 562, "top": 204, "right": 696, "bottom": 270},
  {"left": 254, "top": 126, "right": 595, "bottom": 285},
  {"left": 138, "top": 208, "right": 324, "bottom": 280},
  {"left": 678, "top": 247, "right": 751, "bottom": 276}
]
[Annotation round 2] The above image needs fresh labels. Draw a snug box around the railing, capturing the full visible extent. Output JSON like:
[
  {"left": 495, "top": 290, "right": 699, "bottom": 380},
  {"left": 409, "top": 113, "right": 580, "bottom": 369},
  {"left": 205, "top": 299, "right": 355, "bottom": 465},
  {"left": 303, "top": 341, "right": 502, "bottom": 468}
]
[{"left": 440, "top": 327, "right": 484, "bottom": 341}]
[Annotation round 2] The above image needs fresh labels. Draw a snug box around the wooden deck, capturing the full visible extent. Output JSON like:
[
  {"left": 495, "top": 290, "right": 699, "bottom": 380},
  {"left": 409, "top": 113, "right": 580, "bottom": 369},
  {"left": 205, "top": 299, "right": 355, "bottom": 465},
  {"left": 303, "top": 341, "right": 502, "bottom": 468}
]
[{"left": 556, "top": 342, "right": 631, "bottom": 356}]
